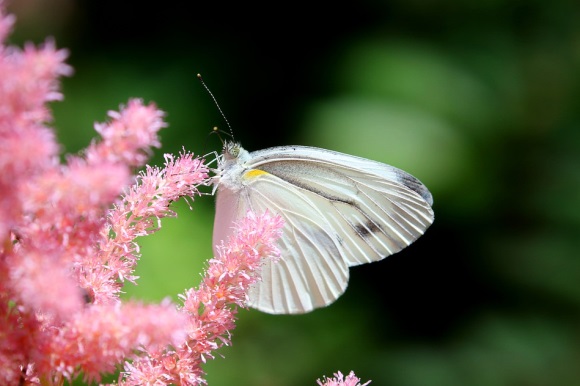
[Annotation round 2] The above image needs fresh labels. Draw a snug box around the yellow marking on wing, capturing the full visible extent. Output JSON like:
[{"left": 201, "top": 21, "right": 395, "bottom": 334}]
[{"left": 244, "top": 169, "right": 269, "bottom": 180}]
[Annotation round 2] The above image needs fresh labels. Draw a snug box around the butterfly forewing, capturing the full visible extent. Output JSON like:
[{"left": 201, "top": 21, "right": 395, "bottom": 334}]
[
  {"left": 251, "top": 148, "right": 434, "bottom": 266},
  {"left": 249, "top": 146, "right": 433, "bottom": 206}
]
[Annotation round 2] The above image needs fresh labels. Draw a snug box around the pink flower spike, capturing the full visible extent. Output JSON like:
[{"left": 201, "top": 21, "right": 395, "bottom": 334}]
[
  {"left": 317, "top": 371, "right": 371, "bottom": 386},
  {"left": 37, "top": 301, "right": 188, "bottom": 383},
  {"left": 0, "top": 126, "right": 59, "bottom": 237},
  {"left": 9, "top": 248, "right": 83, "bottom": 319},
  {"left": 86, "top": 149, "right": 208, "bottom": 304},
  {"left": 22, "top": 38, "right": 73, "bottom": 99},
  {"left": 119, "top": 211, "right": 284, "bottom": 385},
  {"left": 87, "top": 99, "right": 166, "bottom": 167},
  {"left": 22, "top": 157, "right": 130, "bottom": 220}
]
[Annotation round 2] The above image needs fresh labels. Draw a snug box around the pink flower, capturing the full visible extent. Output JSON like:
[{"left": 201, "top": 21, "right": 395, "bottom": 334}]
[
  {"left": 38, "top": 301, "right": 189, "bottom": 382},
  {"left": 119, "top": 210, "right": 284, "bottom": 385},
  {"left": 85, "top": 149, "right": 208, "bottom": 305},
  {"left": 87, "top": 99, "right": 165, "bottom": 167},
  {"left": 9, "top": 249, "right": 83, "bottom": 319},
  {"left": 0, "top": 3, "right": 212, "bottom": 382},
  {"left": 317, "top": 371, "right": 371, "bottom": 386}
]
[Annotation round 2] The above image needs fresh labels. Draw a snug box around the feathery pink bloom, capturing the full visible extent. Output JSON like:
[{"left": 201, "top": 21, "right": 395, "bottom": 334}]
[
  {"left": 0, "top": 3, "right": 211, "bottom": 382},
  {"left": 86, "top": 99, "right": 165, "bottom": 167},
  {"left": 317, "top": 371, "right": 371, "bottom": 386},
  {"left": 37, "top": 301, "right": 189, "bottom": 383},
  {"left": 119, "top": 210, "right": 284, "bottom": 385},
  {"left": 85, "top": 149, "right": 208, "bottom": 304}
]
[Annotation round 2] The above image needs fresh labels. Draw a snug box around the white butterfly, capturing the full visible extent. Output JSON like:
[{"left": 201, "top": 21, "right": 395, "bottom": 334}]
[{"left": 212, "top": 141, "right": 434, "bottom": 314}]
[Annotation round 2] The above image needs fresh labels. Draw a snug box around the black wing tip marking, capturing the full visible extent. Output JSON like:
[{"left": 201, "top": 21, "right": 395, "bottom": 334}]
[{"left": 396, "top": 171, "right": 434, "bottom": 207}]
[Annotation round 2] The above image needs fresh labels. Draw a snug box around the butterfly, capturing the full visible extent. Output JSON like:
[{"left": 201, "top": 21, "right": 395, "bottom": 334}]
[{"left": 210, "top": 140, "right": 434, "bottom": 314}]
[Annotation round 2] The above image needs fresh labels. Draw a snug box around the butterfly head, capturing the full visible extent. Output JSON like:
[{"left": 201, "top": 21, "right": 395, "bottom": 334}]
[
  {"left": 222, "top": 141, "right": 242, "bottom": 161},
  {"left": 212, "top": 141, "right": 252, "bottom": 194}
]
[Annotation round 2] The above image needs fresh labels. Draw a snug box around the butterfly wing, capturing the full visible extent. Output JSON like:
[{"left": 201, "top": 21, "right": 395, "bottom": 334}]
[
  {"left": 247, "top": 146, "right": 434, "bottom": 267},
  {"left": 214, "top": 173, "right": 350, "bottom": 314}
]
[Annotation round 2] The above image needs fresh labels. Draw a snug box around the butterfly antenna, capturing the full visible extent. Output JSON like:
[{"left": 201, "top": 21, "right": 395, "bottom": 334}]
[{"left": 197, "top": 73, "right": 235, "bottom": 141}]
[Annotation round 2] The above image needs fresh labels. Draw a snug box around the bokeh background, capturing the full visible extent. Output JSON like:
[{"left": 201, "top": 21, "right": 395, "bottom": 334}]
[{"left": 6, "top": 0, "right": 580, "bottom": 385}]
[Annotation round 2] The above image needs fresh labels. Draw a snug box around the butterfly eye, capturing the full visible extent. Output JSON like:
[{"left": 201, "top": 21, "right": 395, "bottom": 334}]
[{"left": 227, "top": 142, "right": 240, "bottom": 158}]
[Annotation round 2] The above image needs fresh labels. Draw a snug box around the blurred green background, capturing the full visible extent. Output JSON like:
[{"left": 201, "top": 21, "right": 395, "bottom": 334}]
[{"left": 7, "top": 0, "right": 580, "bottom": 385}]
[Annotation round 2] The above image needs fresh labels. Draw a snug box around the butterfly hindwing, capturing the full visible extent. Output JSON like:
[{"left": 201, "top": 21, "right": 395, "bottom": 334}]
[{"left": 250, "top": 173, "right": 352, "bottom": 314}]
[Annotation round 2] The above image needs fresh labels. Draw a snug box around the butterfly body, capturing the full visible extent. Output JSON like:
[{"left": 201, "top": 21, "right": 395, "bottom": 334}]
[{"left": 212, "top": 141, "right": 434, "bottom": 314}]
